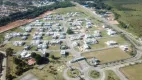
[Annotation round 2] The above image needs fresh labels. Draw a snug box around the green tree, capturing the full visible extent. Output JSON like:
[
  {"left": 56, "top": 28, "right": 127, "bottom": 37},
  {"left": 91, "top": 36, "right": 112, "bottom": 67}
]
[
  {"left": 6, "top": 74, "right": 15, "bottom": 80},
  {"left": 13, "top": 57, "right": 21, "bottom": 65},
  {"left": 67, "top": 28, "right": 74, "bottom": 34},
  {"left": 45, "top": 53, "right": 50, "bottom": 57},
  {"left": 34, "top": 54, "right": 42, "bottom": 64},
  {"left": 31, "top": 52, "right": 37, "bottom": 58},
  {"left": 5, "top": 48, "right": 14, "bottom": 56}
]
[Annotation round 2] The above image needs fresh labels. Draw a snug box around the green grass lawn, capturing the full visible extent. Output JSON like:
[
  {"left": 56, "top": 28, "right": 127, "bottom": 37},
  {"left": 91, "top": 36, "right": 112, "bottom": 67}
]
[
  {"left": 105, "top": 70, "right": 120, "bottom": 80},
  {"left": 90, "top": 43, "right": 106, "bottom": 50},
  {"left": 101, "top": 30, "right": 109, "bottom": 37},
  {"left": 2, "top": 43, "right": 24, "bottom": 52},
  {"left": 48, "top": 45, "right": 60, "bottom": 50},
  {"left": 10, "top": 37, "right": 21, "bottom": 41},
  {"left": 99, "top": 35, "right": 129, "bottom": 45},
  {"left": 43, "top": 36, "right": 52, "bottom": 40},
  {"left": 120, "top": 64, "right": 142, "bottom": 80},
  {"left": 82, "top": 48, "right": 131, "bottom": 64}
]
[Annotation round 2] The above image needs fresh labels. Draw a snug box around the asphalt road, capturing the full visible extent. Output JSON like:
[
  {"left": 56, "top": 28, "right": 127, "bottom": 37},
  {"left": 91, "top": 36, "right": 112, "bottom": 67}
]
[{"left": 0, "top": 51, "right": 6, "bottom": 80}]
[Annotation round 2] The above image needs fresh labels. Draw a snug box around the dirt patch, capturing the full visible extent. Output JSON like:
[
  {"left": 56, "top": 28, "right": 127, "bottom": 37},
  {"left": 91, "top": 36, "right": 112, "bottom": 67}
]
[
  {"left": 0, "top": 11, "right": 53, "bottom": 33},
  {"left": 109, "top": 20, "right": 119, "bottom": 25}
]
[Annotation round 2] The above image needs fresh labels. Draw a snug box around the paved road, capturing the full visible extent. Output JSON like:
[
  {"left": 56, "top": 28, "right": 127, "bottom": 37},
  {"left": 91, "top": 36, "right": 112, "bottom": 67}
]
[
  {"left": 112, "top": 68, "right": 128, "bottom": 80},
  {"left": 81, "top": 46, "right": 117, "bottom": 54},
  {"left": 0, "top": 51, "right": 6, "bottom": 80}
]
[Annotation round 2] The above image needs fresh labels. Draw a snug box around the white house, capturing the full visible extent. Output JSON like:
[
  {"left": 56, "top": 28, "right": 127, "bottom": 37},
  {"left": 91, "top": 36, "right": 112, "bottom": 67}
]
[
  {"left": 23, "top": 32, "right": 29, "bottom": 36},
  {"left": 119, "top": 45, "right": 129, "bottom": 51},
  {"left": 20, "top": 51, "right": 29, "bottom": 58},
  {"left": 13, "top": 41, "right": 25, "bottom": 46},
  {"left": 60, "top": 50, "right": 66, "bottom": 55},
  {"left": 25, "top": 27, "right": 32, "bottom": 32},
  {"left": 107, "top": 29, "right": 116, "bottom": 35},
  {"left": 50, "top": 40, "right": 61, "bottom": 44},
  {"left": 72, "top": 41, "right": 79, "bottom": 47},
  {"left": 83, "top": 44, "right": 90, "bottom": 49},
  {"left": 84, "top": 39, "right": 98, "bottom": 44},
  {"left": 85, "top": 34, "right": 94, "bottom": 39},
  {"left": 102, "top": 25, "right": 107, "bottom": 28},
  {"left": 94, "top": 30, "right": 101, "bottom": 37},
  {"left": 106, "top": 41, "right": 118, "bottom": 46}
]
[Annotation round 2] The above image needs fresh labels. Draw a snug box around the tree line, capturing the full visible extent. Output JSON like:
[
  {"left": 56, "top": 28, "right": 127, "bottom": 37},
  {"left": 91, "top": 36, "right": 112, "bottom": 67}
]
[
  {"left": 73, "top": 0, "right": 111, "bottom": 10},
  {"left": 0, "top": 1, "right": 74, "bottom": 26}
]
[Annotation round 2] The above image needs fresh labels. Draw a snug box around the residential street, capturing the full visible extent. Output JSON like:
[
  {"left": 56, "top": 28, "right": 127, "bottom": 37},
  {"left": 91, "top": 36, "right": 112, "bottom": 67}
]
[{"left": 0, "top": 51, "right": 6, "bottom": 80}]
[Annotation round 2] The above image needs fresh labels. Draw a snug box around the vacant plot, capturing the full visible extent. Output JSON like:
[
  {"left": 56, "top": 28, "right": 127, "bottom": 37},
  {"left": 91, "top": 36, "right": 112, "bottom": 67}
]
[
  {"left": 27, "top": 63, "right": 66, "bottom": 80},
  {"left": 104, "top": 0, "right": 142, "bottom": 37},
  {"left": 120, "top": 64, "right": 142, "bottom": 80},
  {"left": 19, "top": 73, "right": 38, "bottom": 80},
  {"left": 82, "top": 48, "right": 131, "bottom": 63},
  {"left": 105, "top": 70, "right": 120, "bottom": 80}
]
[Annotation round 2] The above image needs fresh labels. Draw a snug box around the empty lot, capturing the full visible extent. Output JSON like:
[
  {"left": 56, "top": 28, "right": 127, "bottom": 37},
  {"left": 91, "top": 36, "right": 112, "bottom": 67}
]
[
  {"left": 82, "top": 48, "right": 131, "bottom": 63},
  {"left": 120, "top": 64, "right": 142, "bottom": 80}
]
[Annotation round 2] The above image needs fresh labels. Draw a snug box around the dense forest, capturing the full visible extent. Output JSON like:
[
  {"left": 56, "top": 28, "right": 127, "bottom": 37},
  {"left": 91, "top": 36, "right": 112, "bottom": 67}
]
[{"left": 0, "top": 1, "right": 74, "bottom": 27}]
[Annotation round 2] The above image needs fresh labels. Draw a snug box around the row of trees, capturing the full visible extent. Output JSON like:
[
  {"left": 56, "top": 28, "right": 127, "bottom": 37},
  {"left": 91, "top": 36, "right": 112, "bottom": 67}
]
[
  {"left": 73, "top": 0, "right": 111, "bottom": 10},
  {"left": 13, "top": 57, "right": 32, "bottom": 76},
  {"left": 0, "top": 1, "right": 74, "bottom": 26},
  {"left": 31, "top": 52, "right": 49, "bottom": 65}
]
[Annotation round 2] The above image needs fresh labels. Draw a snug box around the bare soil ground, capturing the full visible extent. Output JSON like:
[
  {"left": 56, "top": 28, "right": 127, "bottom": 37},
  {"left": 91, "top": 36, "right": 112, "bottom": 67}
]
[
  {"left": 109, "top": 20, "right": 119, "bottom": 25},
  {"left": 0, "top": 11, "right": 53, "bottom": 33}
]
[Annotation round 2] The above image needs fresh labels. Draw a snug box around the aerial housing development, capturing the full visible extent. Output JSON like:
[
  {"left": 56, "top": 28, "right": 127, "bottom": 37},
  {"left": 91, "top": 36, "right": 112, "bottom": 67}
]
[{"left": 0, "top": 0, "right": 142, "bottom": 80}]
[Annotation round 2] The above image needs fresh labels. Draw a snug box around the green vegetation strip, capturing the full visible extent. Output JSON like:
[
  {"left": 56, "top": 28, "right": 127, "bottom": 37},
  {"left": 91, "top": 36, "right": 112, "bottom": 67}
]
[
  {"left": 67, "top": 69, "right": 81, "bottom": 78},
  {"left": 89, "top": 70, "right": 100, "bottom": 79},
  {"left": 105, "top": 70, "right": 120, "bottom": 80}
]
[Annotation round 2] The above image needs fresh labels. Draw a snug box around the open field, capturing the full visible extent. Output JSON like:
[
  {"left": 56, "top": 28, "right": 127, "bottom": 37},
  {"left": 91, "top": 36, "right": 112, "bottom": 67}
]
[
  {"left": 120, "top": 64, "right": 142, "bottom": 80},
  {"left": 105, "top": 70, "right": 120, "bottom": 80},
  {"left": 103, "top": 0, "right": 142, "bottom": 37},
  {"left": 7, "top": 56, "right": 17, "bottom": 77},
  {"left": 17, "top": 63, "right": 66, "bottom": 80},
  {"left": 82, "top": 48, "right": 131, "bottom": 63}
]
